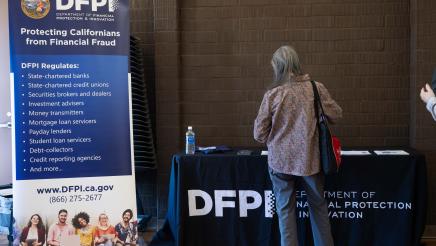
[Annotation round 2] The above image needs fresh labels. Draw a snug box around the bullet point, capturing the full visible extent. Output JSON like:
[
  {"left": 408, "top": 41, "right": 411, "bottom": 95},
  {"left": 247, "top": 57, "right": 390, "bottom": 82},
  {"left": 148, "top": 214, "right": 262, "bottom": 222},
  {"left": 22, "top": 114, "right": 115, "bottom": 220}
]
[
  {"left": 22, "top": 122, "right": 25, "bottom": 124},
  {"left": 22, "top": 103, "right": 25, "bottom": 106},
  {"left": 23, "top": 150, "right": 26, "bottom": 153},
  {"left": 23, "top": 159, "right": 26, "bottom": 162},
  {"left": 23, "top": 169, "right": 26, "bottom": 171},
  {"left": 21, "top": 75, "right": 24, "bottom": 78},
  {"left": 22, "top": 131, "right": 25, "bottom": 134},
  {"left": 21, "top": 93, "right": 25, "bottom": 96},
  {"left": 22, "top": 112, "right": 25, "bottom": 115},
  {"left": 21, "top": 84, "right": 24, "bottom": 87},
  {"left": 23, "top": 140, "right": 25, "bottom": 143}
]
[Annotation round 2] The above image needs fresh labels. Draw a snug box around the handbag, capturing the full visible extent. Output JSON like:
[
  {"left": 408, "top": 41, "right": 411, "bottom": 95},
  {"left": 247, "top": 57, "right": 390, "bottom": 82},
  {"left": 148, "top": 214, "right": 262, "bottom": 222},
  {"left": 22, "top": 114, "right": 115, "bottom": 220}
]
[{"left": 310, "top": 81, "right": 341, "bottom": 175}]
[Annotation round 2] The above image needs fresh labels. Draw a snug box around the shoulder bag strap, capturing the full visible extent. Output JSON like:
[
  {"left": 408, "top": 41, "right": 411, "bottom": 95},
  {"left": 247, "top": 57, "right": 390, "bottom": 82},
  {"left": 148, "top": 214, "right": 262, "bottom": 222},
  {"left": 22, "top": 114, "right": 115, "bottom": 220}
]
[
  {"left": 310, "top": 80, "right": 327, "bottom": 122},
  {"left": 310, "top": 80, "right": 321, "bottom": 124}
]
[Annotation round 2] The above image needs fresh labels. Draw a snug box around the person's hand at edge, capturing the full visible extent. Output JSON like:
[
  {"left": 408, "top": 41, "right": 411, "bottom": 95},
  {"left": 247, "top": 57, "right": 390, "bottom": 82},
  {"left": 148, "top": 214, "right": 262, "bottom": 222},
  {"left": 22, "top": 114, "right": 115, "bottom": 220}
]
[{"left": 420, "top": 83, "right": 436, "bottom": 104}]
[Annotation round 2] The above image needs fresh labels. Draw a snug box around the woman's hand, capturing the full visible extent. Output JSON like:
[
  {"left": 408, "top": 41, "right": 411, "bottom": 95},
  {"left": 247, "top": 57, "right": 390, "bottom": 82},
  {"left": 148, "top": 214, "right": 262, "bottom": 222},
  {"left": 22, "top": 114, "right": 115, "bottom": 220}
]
[{"left": 420, "top": 84, "right": 435, "bottom": 103}]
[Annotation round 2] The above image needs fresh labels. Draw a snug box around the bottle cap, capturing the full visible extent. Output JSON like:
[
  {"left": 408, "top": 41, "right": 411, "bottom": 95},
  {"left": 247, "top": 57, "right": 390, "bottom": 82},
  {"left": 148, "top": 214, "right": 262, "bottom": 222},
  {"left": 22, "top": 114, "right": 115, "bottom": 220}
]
[{"left": 188, "top": 126, "right": 192, "bottom": 130}]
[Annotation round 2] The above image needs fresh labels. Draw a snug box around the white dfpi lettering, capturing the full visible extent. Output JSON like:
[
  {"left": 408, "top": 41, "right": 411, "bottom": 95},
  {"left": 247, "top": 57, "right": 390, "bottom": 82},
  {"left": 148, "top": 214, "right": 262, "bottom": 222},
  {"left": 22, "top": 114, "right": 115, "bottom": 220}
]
[
  {"left": 188, "top": 190, "right": 212, "bottom": 216},
  {"left": 239, "top": 190, "right": 261, "bottom": 217},
  {"left": 214, "top": 190, "right": 236, "bottom": 217},
  {"left": 56, "top": 0, "right": 115, "bottom": 12},
  {"left": 21, "top": 63, "right": 39, "bottom": 69},
  {"left": 188, "top": 190, "right": 274, "bottom": 218}
]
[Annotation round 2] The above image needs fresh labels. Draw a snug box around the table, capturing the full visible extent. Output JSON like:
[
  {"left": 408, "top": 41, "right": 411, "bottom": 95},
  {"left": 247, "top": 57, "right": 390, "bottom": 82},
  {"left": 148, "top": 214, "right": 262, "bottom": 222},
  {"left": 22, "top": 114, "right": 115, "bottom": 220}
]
[{"left": 150, "top": 149, "right": 427, "bottom": 246}]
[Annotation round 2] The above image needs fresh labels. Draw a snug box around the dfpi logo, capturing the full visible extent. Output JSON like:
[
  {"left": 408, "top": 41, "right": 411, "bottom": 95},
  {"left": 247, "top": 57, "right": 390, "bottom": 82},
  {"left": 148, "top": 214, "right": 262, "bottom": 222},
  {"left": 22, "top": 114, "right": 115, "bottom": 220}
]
[
  {"left": 21, "top": 0, "right": 51, "bottom": 19},
  {"left": 188, "top": 189, "right": 276, "bottom": 218},
  {"left": 21, "top": 0, "right": 118, "bottom": 19},
  {"left": 56, "top": 0, "right": 118, "bottom": 12}
]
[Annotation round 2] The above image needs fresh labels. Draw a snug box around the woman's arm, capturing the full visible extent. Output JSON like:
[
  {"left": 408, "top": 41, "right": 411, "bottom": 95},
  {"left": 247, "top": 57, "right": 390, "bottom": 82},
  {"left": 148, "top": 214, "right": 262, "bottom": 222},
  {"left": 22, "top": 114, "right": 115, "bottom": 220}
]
[
  {"left": 38, "top": 228, "right": 45, "bottom": 245},
  {"left": 254, "top": 92, "right": 273, "bottom": 143},
  {"left": 20, "top": 227, "right": 28, "bottom": 243},
  {"left": 317, "top": 82, "right": 342, "bottom": 124},
  {"left": 425, "top": 97, "right": 436, "bottom": 121}
]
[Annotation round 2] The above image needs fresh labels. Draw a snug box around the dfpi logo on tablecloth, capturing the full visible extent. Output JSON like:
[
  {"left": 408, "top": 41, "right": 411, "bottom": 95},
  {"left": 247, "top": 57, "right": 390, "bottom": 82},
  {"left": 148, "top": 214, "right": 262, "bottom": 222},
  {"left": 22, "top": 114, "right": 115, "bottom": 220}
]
[
  {"left": 188, "top": 190, "right": 276, "bottom": 218},
  {"left": 21, "top": 0, "right": 119, "bottom": 19}
]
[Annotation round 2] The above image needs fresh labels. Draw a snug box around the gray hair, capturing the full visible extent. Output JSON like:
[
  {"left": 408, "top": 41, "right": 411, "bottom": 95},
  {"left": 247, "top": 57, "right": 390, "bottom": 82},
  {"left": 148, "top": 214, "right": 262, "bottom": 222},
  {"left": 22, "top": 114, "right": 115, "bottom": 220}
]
[{"left": 270, "top": 45, "right": 302, "bottom": 88}]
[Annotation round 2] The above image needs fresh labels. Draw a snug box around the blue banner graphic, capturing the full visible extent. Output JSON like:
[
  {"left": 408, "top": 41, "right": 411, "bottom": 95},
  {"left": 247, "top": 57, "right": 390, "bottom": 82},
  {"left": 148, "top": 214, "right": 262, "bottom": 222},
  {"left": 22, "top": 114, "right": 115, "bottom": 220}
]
[
  {"left": 10, "top": 0, "right": 131, "bottom": 180},
  {"left": 9, "top": 1, "right": 138, "bottom": 245},
  {"left": 13, "top": 55, "right": 131, "bottom": 180}
]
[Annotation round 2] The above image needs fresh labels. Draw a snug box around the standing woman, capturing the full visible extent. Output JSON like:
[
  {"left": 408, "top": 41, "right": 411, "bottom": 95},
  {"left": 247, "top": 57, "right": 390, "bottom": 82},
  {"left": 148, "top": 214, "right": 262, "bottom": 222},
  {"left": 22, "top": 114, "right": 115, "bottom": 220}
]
[
  {"left": 254, "top": 45, "right": 342, "bottom": 246},
  {"left": 20, "top": 214, "right": 45, "bottom": 246}
]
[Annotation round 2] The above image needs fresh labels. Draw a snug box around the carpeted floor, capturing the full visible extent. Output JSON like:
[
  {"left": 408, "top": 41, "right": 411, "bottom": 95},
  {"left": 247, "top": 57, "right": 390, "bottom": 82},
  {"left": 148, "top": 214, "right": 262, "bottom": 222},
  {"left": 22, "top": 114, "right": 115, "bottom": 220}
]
[{"left": 140, "top": 222, "right": 436, "bottom": 246}]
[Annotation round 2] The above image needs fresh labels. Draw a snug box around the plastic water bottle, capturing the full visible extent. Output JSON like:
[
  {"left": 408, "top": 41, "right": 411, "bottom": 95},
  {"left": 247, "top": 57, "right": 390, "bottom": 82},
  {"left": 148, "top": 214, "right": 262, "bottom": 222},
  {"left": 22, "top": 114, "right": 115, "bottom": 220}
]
[{"left": 185, "top": 126, "right": 195, "bottom": 154}]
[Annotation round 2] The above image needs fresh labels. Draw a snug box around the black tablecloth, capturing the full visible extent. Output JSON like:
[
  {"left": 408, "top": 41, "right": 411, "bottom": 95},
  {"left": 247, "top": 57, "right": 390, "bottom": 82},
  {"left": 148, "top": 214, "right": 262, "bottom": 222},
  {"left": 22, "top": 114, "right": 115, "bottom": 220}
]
[{"left": 150, "top": 149, "right": 427, "bottom": 246}]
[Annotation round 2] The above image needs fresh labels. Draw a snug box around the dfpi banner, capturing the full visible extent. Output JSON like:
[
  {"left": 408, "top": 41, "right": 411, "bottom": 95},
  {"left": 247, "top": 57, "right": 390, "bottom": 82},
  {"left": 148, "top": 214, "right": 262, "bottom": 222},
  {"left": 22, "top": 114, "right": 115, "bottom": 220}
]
[{"left": 9, "top": 0, "right": 137, "bottom": 245}]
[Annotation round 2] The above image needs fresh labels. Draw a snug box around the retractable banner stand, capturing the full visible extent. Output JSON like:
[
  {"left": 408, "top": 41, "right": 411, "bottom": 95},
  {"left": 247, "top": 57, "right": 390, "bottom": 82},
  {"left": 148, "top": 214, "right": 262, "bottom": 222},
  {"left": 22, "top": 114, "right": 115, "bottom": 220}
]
[{"left": 9, "top": 1, "right": 138, "bottom": 245}]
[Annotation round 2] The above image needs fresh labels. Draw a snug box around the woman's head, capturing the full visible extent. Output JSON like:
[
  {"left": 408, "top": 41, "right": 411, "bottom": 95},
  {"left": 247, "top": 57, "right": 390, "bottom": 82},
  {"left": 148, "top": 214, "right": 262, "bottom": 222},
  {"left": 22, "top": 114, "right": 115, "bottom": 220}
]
[
  {"left": 27, "top": 214, "right": 44, "bottom": 229},
  {"left": 72, "top": 212, "right": 90, "bottom": 229},
  {"left": 98, "top": 213, "right": 109, "bottom": 226},
  {"left": 271, "top": 45, "right": 302, "bottom": 87}
]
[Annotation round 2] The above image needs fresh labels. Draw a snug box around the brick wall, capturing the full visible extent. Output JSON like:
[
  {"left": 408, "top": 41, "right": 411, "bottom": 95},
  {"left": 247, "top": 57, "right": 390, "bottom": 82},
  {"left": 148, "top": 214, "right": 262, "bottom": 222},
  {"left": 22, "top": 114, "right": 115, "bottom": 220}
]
[
  {"left": 411, "top": 0, "right": 436, "bottom": 224},
  {"left": 178, "top": 1, "right": 410, "bottom": 148},
  {"left": 130, "top": 0, "right": 436, "bottom": 224}
]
